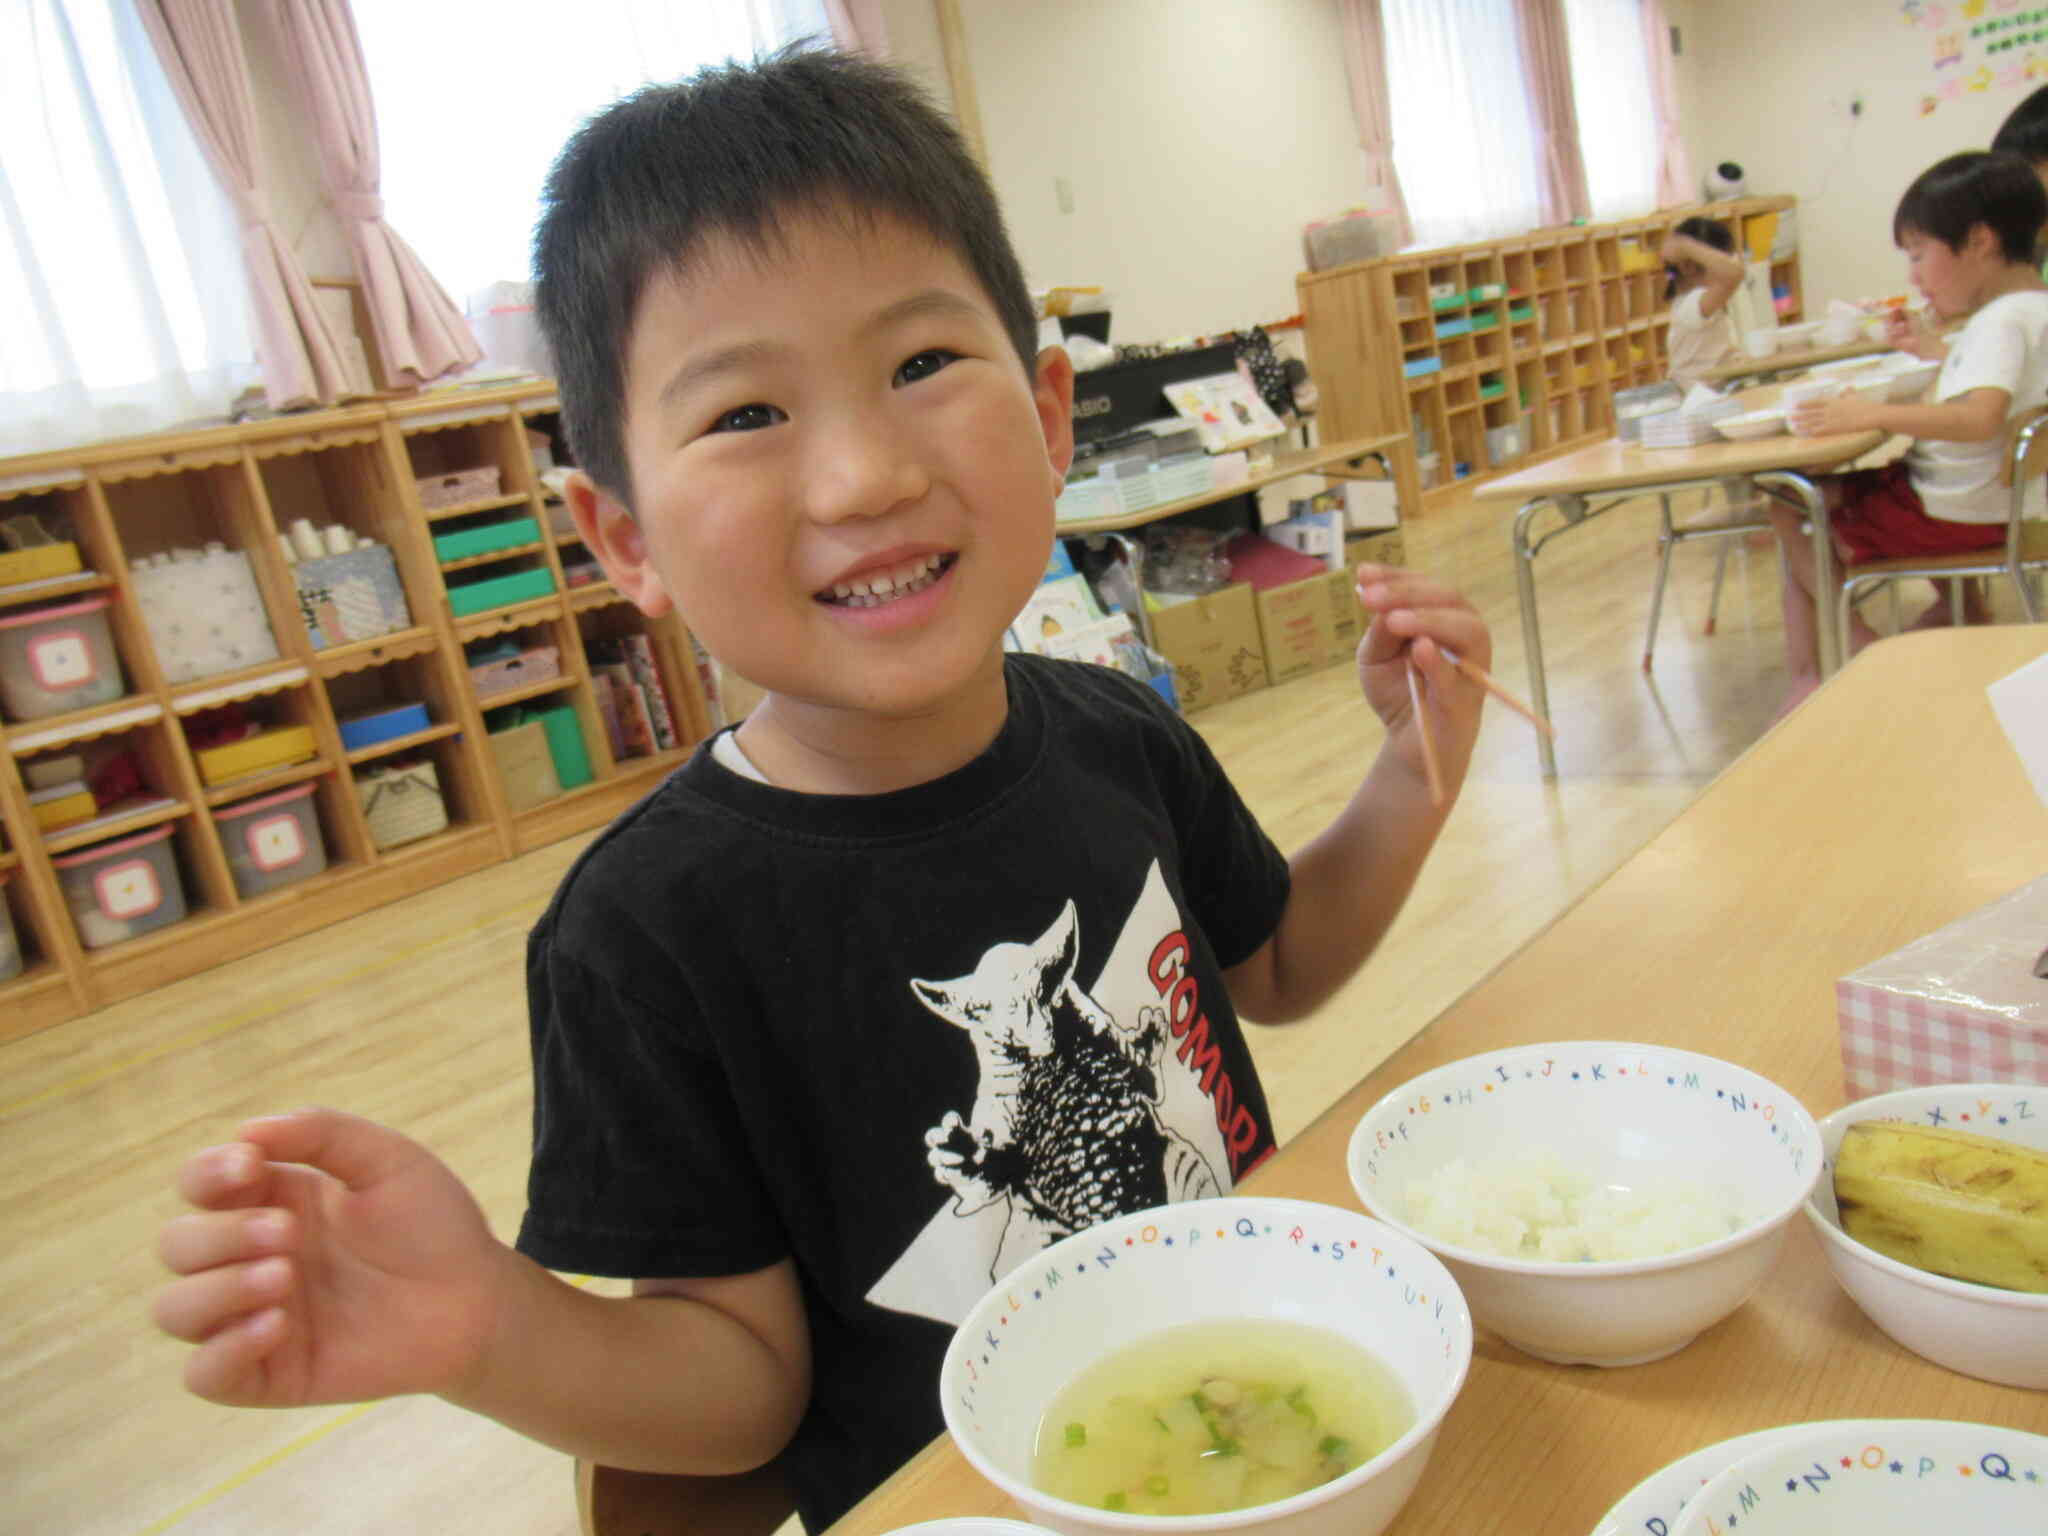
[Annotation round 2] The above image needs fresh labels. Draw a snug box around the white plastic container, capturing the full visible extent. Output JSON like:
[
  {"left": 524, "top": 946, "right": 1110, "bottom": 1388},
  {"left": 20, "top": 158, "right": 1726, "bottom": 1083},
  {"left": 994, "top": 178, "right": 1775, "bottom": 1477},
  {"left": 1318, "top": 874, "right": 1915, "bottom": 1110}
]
[
  {"left": 51, "top": 823, "right": 188, "bottom": 949},
  {"left": 0, "top": 595, "right": 125, "bottom": 721},
  {"left": 0, "top": 870, "right": 21, "bottom": 982},
  {"left": 215, "top": 782, "right": 328, "bottom": 898}
]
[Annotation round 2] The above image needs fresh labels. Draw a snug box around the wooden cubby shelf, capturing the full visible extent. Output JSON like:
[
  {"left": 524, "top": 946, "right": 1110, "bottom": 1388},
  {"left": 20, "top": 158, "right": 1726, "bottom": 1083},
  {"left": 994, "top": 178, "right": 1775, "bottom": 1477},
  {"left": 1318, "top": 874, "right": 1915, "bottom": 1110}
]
[
  {"left": 0, "top": 377, "right": 716, "bottom": 1042},
  {"left": 1298, "top": 193, "right": 1804, "bottom": 508}
]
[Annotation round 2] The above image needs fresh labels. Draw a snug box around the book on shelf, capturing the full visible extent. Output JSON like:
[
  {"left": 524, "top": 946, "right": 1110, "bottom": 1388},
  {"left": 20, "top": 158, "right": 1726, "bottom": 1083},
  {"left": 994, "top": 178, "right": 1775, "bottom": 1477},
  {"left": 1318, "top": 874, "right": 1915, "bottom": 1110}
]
[
  {"left": 596, "top": 662, "right": 657, "bottom": 757},
  {"left": 622, "top": 633, "right": 678, "bottom": 751},
  {"left": 590, "top": 670, "right": 626, "bottom": 759}
]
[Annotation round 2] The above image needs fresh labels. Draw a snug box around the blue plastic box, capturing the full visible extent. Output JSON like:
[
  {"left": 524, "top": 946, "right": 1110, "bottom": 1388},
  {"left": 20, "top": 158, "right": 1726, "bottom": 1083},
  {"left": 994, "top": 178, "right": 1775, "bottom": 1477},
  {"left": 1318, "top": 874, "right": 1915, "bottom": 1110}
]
[{"left": 338, "top": 702, "right": 430, "bottom": 752}]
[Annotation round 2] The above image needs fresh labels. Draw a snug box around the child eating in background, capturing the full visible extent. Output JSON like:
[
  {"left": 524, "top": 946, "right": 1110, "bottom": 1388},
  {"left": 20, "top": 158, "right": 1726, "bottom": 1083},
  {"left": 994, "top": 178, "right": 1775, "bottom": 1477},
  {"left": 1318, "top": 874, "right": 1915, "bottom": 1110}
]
[
  {"left": 1660, "top": 217, "right": 1746, "bottom": 387},
  {"left": 1773, "top": 151, "right": 2048, "bottom": 714}
]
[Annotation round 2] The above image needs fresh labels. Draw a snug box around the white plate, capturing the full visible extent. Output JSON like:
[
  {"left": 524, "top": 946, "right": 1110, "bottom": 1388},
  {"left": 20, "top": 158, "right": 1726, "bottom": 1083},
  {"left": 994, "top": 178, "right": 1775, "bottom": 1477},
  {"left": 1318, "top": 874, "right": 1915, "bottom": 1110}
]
[
  {"left": 1715, "top": 410, "right": 1785, "bottom": 441},
  {"left": 1589, "top": 1422, "right": 1870, "bottom": 1536},
  {"left": 1677, "top": 1418, "right": 2048, "bottom": 1536}
]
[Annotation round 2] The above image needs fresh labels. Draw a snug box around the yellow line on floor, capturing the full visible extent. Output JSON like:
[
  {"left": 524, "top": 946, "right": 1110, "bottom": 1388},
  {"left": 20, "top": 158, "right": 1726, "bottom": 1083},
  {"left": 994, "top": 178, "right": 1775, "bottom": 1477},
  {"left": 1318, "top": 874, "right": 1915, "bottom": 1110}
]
[
  {"left": 133, "top": 1276, "right": 597, "bottom": 1535},
  {"left": 131, "top": 1403, "right": 381, "bottom": 1536},
  {"left": 0, "top": 897, "right": 539, "bottom": 1122}
]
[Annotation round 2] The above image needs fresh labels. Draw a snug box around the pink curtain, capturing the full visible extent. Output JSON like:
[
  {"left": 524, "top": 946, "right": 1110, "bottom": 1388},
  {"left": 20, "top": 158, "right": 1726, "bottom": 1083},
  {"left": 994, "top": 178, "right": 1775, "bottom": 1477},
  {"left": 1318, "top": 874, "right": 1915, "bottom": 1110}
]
[
  {"left": 1335, "top": 0, "right": 1412, "bottom": 247},
  {"left": 1513, "top": 0, "right": 1589, "bottom": 226},
  {"left": 136, "top": 0, "right": 348, "bottom": 410},
  {"left": 824, "top": 0, "right": 889, "bottom": 54},
  {"left": 1642, "top": 0, "right": 1694, "bottom": 207},
  {"left": 265, "top": 0, "right": 480, "bottom": 390}
]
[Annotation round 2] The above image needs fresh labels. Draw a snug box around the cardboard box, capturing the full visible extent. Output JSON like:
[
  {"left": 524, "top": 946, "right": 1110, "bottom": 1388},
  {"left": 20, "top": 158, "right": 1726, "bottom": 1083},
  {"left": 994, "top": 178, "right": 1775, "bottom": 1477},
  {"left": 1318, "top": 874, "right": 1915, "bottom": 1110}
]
[
  {"left": 1343, "top": 528, "right": 1406, "bottom": 570},
  {"left": 1835, "top": 875, "right": 2048, "bottom": 1100},
  {"left": 1146, "top": 583, "right": 1266, "bottom": 715},
  {"left": 1253, "top": 575, "right": 1335, "bottom": 687},
  {"left": 1325, "top": 569, "right": 1363, "bottom": 663}
]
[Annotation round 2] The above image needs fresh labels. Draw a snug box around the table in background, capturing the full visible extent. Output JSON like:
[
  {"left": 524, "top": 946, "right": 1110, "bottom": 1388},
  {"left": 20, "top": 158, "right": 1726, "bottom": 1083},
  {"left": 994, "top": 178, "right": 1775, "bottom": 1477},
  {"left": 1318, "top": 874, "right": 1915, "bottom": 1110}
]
[
  {"left": 1699, "top": 336, "right": 1891, "bottom": 389},
  {"left": 826, "top": 623, "right": 2048, "bottom": 1536},
  {"left": 1473, "top": 398, "right": 1887, "bottom": 777},
  {"left": 1055, "top": 434, "right": 1412, "bottom": 647}
]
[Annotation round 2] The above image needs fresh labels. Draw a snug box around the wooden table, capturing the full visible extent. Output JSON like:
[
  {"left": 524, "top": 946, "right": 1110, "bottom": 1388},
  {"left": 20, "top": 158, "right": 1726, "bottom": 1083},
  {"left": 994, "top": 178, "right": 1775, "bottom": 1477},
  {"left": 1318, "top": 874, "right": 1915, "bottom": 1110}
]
[
  {"left": 1054, "top": 435, "right": 1412, "bottom": 650},
  {"left": 1698, "top": 336, "right": 1891, "bottom": 388},
  {"left": 1473, "top": 403, "right": 1887, "bottom": 777},
  {"left": 827, "top": 623, "right": 2048, "bottom": 1536}
]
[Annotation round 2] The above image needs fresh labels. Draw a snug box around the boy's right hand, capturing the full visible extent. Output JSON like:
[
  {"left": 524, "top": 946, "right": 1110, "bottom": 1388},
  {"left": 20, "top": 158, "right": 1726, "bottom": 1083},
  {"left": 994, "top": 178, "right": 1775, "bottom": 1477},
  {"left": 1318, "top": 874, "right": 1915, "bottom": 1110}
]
[
  {"left": 1884, "top": 306, "right": 1944, "bottom": 360},
  {"left": 154, "top": 1109, "right": 507, "bottom": 1409}
]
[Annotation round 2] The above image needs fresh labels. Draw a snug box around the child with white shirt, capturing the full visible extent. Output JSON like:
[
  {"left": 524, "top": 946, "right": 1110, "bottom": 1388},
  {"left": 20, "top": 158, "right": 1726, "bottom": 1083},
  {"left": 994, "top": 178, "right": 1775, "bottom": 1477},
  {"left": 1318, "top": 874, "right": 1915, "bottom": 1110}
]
[
  {"left": 1774, "top": 151, "right": 2048, "bottom": 713},
  {"left": 1660, "top": 217, "right": 1746, "bottom": 388}
]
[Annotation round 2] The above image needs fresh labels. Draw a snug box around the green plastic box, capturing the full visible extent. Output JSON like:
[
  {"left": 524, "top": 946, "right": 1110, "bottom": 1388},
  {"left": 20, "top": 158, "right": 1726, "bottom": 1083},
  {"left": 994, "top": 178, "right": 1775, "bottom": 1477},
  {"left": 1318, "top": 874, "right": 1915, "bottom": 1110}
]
[
  {"left": 446, "top": 566, "right": 555, "bottom": 617},
  {"left": 434, "top": 516, "right": 539, "bottom": 564},
  {"left": 531, "top": 704, "right": 593, "bottom": 788}
]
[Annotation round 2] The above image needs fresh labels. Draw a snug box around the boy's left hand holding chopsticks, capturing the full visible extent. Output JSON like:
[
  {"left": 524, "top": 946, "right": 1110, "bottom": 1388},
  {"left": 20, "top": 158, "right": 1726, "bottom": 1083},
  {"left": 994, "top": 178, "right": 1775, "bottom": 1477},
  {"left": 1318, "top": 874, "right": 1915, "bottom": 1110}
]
[{"left": 1353, "top": 564, "right": 1493, "bottom": 810}]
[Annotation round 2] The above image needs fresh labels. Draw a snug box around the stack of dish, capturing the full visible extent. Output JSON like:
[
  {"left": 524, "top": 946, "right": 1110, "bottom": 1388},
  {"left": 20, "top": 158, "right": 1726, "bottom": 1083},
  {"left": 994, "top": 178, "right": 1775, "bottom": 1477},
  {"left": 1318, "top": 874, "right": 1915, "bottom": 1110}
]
[{"left": 1638, "top": 397, "right": 1744, "bottom": 449}]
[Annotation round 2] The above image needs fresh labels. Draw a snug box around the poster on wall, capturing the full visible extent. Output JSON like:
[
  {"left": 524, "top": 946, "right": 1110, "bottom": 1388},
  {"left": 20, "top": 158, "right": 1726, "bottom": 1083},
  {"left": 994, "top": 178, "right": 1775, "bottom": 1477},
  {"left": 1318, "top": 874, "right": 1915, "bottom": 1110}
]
[{"left": 1905, "top": 2, "right": 2048, "bottom": 115}]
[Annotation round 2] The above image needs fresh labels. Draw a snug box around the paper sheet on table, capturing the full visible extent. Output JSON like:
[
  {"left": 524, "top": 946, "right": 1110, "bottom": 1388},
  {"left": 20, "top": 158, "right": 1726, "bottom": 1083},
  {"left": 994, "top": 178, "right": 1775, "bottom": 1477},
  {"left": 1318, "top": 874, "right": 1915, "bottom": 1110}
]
[{"left": 1987, "top": 647, "right": 2048, "bottom": 810}]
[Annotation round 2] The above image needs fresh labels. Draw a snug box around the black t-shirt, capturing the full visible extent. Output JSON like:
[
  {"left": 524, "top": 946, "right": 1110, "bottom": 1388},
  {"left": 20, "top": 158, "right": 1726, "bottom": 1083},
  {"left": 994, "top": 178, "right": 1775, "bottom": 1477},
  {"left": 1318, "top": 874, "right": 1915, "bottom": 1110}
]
[{"left": 516, "top": 654, "right": 1291, "bottom": 1530}]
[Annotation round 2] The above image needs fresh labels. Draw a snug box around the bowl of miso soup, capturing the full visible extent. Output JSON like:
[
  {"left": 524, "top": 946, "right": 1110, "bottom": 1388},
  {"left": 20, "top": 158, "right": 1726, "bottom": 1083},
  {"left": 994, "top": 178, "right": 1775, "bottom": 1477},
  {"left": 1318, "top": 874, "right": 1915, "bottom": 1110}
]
[{"left": 939, "top": 1197, "right": 1472, "bottom": 1536}]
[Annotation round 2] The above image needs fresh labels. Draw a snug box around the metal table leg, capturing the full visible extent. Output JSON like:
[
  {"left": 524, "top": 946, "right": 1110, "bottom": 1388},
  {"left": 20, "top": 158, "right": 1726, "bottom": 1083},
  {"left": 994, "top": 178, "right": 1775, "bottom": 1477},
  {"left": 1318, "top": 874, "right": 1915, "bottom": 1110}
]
[{"left": 1511, "top": 495, "right": 1564, "bottom": 780}]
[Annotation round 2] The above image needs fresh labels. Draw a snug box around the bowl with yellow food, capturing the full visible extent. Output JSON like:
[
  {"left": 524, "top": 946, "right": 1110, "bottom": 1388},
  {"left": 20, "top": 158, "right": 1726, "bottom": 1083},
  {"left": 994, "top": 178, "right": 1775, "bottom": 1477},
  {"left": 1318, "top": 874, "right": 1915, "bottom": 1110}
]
[{"left": 1806, "top": 1082, "right": 2048, "bottom": 1388}]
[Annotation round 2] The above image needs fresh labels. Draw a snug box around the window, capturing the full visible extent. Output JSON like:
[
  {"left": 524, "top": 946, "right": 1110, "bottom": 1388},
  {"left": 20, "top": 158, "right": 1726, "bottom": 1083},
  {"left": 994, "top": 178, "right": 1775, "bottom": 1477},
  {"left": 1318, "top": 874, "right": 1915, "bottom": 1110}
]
[
  {"left": 1563, "top": 0, "right": 1660, "bottom": 220},
  {"left": 0, "top": 0, "right": 256, "bottom": 456},
  {"left": 1382, "top": 0, "right": 1547, "bottom": 249},
  {"left": 352, "top": 0, "right": 836, "bottom": 308}
]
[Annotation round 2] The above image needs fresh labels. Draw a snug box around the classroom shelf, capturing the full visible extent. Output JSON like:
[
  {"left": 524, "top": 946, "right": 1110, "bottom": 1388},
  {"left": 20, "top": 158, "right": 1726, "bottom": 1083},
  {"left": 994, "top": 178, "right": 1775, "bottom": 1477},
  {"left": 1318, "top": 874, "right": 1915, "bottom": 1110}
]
[
  {"left": 1301, "top": 196, "right": 1801, "bottom": 505},
  {"left": 0, "top": 379, "right": 717, "bottom": 1043}
]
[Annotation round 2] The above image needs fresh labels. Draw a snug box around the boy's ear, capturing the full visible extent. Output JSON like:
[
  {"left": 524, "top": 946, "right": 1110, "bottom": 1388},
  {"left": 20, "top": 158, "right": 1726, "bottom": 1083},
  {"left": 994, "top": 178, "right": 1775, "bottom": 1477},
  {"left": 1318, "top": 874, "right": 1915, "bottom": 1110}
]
[
  {"left": 564, "top": 471, "right": 672, "bottom": 619},
  {"left": 1032, "top": 345, "right": 1078, "bottom": 491}
]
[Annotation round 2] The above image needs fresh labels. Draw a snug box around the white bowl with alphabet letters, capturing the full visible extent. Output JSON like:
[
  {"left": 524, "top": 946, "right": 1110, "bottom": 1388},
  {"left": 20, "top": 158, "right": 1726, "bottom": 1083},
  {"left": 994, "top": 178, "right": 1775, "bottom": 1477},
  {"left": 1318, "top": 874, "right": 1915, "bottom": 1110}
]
[
  {"left": 1346, "top": 1042, "right": 1823, "bottom": 1368},
  {"left": 940, "top": 1197, "right": 1472, "bottom": 1536},
  {"left": 1672, "top": 1418, "right": 2048, "bottom": 1536}
]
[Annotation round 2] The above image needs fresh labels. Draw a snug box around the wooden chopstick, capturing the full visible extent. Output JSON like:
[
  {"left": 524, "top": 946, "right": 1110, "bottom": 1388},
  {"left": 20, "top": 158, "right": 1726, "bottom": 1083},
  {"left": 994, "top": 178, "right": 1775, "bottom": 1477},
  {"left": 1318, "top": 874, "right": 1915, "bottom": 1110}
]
[
  {"left": 1405, "top": 657, "right": 1445, "bottom": 808},
  {"left": 1441, "top": 644, "right": 1557, "bottom": 741}
]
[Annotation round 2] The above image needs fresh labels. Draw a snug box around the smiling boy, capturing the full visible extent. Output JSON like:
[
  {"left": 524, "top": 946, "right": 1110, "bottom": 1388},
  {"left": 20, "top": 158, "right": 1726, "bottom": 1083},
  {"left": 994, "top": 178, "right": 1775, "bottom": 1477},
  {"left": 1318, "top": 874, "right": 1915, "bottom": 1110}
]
[
  {"left": 152, "top": 50, "right": 1492, "bottom": 1531},
  {"left": 1773, "top": 151, "right": 2048, "bottom": 711}
]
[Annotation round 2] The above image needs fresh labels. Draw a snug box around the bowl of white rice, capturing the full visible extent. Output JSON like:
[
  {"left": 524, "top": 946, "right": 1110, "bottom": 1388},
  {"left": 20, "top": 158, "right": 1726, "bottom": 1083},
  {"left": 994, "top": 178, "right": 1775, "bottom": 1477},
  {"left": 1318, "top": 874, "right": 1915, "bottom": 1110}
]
[{"left": 1345, "top": 1042, "right": 1822, "bottom": 1368}]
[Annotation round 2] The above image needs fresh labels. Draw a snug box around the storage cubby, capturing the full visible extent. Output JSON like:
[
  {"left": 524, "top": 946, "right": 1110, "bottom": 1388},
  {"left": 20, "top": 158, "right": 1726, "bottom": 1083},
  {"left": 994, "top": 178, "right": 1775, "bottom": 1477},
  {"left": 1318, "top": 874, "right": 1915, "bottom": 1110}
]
[
  {"left": 0, "top": 378, "right": 713, "bottom": 1040},
  {"left": 1303, "top": 197, "right": 1802, "bottom": 511}
]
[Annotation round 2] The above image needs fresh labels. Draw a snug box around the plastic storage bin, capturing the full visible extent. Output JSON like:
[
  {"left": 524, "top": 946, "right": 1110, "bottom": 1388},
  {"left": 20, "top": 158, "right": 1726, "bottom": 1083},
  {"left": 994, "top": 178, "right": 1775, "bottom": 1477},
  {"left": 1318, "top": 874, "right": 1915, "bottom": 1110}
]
[
  {"left": 0, "top": 870, "right": 20, "bottom": 981},
  {"left": 195, "top": 725, "right": 318, "bottom": 787},
  {"left": 337, "top": 702, "right": 430, "bottom": 753},
  {"left": 532, "top": 704, "right": 594, "bottom": 788},
  {"left": 215, "top": 783, "right": 328, "bottom": 897},
  {"left": 446, "top": 567, "right": 555, "bottom": 618},
  {"left": 51, "top": 823, "right": 188, "bottom": 949},
  {"left": 0, "top": 595, "right": 125, "bottom": 721},
  {"left": 433, "top": 516, "right": 540, "bottom": 563}
]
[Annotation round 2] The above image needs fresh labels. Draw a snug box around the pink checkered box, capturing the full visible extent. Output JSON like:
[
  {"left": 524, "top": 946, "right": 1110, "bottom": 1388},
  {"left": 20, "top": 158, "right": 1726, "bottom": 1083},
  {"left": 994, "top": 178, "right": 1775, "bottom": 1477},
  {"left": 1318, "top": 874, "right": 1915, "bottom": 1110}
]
[{"left": 1836, "top": 875, "right": 2048, "bottom": 1101}]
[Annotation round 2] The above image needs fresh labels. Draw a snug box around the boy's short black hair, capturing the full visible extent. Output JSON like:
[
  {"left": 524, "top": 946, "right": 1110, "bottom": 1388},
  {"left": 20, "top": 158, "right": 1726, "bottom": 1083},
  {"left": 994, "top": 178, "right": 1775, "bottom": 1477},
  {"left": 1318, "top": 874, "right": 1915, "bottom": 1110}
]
[
  {"left": 1664, "top": 216, "right": 1734, "bottom": 298},
  {"left": 1892, "top": 150, "right": 2048, "bottom": 263},
  {"left": 1993, "top": 84, "right": 2048, "bottom": 163},
  {"left": 534, "top": 47, "right": 1041, "bottom": 506}
]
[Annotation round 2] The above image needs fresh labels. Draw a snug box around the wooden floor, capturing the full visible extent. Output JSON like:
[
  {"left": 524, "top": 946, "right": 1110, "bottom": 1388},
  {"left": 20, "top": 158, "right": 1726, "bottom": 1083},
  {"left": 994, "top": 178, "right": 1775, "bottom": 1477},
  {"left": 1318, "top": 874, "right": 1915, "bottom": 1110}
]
[{"left": 3, "top": 485, "right": 1999, "bottom": 1534}]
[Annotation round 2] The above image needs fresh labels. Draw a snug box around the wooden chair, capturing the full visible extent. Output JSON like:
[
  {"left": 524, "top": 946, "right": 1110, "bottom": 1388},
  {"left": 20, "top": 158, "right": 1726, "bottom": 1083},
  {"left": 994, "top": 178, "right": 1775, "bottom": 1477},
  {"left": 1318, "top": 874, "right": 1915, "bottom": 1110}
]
[
  {"left": 1834, "top": 404, "right": 2048, "bottom": 660},
  {"left": 576, "top": 1458, "right": 795, "bottom": 1536}
]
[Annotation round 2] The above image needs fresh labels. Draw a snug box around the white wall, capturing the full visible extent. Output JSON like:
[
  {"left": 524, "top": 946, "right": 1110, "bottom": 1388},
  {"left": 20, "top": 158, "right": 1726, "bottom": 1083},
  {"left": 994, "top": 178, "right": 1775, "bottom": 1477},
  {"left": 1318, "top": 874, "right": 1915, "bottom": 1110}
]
[
  {"left": 959, "top": 0, "right": 1367, "bottom": 344},
  {"left": 1679, "top": 0, "right": 2033, "bottom": 309}
]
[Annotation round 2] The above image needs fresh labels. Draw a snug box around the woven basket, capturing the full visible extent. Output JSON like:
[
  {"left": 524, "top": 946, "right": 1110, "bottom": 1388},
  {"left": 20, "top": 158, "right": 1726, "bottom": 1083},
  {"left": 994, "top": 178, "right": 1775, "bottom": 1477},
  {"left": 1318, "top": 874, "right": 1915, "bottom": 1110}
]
[{"left": 356, "top": 760, "right": 448, "bottom": 849}]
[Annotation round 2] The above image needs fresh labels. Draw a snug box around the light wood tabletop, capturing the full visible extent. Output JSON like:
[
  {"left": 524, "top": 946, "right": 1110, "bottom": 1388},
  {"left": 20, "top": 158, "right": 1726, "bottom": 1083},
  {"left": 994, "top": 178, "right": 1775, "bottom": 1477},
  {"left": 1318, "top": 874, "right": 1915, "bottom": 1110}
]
[
  {"left": 825, "top": 623, "right": 2048, "bottom": 1536},
  {"left": 1469, "top": 412, "right": 1884, "bottom": 502},
  {"left": 1698, "top": 336, "right": 1891, "bottom": 388},
  {"left": 1053, "top": 434, "right": 1410, "bottom": 536}
]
